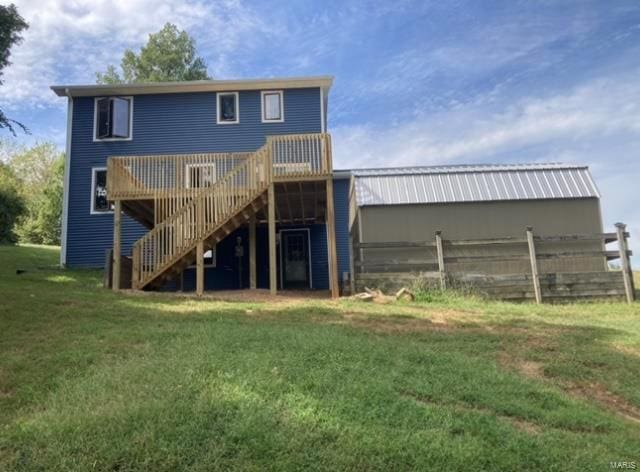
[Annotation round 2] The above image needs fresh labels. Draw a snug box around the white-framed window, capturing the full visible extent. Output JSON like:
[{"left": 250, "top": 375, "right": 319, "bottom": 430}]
[
  {"left": 93, "top": 97, "right": 133, "bottom": 141},
  {"left": 261, "top": 90, "right": 284, "bottom": 123},
  {"left": 190, "top": 247, "right": 217, "bottom": 268},
  {"left": 216, "top": 92, "right": 239, "bottom": 124},
  {"left": 185, "top": 163, "right": 217, "bottom": 188},
  {"left": 90, "top": 167, "right": 114, "bottom": 214}
]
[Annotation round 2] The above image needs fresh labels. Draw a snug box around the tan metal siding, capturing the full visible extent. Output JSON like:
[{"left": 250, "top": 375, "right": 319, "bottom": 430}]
[{"left": 359, "top": 198, "right": 605, "bottom": 274}]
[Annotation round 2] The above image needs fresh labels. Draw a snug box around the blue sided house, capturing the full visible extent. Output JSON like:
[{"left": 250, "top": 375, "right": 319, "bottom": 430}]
[
  {"left": 52, "top": 75, "right": 627, "bottom": 303},
  {"left": 52, "top": 76, "right": 348, "bottom": 297}
]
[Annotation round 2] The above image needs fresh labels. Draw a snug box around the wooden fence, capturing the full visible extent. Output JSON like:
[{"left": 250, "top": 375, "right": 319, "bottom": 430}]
[{"left": 352, "top": 223, "right": 635, "bottom": 303}]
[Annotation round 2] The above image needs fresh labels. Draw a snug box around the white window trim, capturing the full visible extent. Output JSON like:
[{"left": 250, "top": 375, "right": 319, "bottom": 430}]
[
  {"left": 93, "top": 96, "right": 134, "bottom": 142},
  {"left": 189, "top": 246, "right": 217, "bottom": 268},
  {"left": 90, "top": 167, "right": 113, "bottom": 215},
  {"left": 216, "top": 92, "right": 239, "bottom": 124},
  {"left": 261, "top": 90, "right": 284, "bottom": 123},
  {"left": 185, "top": 162, "right": 217, "bottom": 188}
]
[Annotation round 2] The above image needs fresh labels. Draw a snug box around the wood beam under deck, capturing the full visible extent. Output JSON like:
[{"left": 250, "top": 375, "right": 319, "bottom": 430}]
[
  {"left": 112, "top": 200, "right": 121, "bottom": 291},
  {"left": 249, "top": 215, "right": 257, "bottom": 289},
  {"left": 325, "top": 178, "right": 339, "bottom": 298},
  {"left": 268, "top": 183, "right": 277, "bottom": 295}
]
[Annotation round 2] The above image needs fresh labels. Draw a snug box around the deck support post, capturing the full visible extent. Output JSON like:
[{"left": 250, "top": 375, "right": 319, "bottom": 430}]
[
  {"left": 348, "top": 232, "right": 356, "bottom": 296},
  {"left": 526, "top": 226, "right": 542, "bottom": 304},
  {"left": 249, "top": 215, "right": 257, "bottom": 289},
  {"left": 268, "top": 184, "right": 277, "bottom": 295},
  {"left": 196, "top": 240, "right": 204, "bottom": 296},
  {"left": 435, "top": 231, "right": 446, "bottom": 290},
  {"left": 326, "top": 178, "right": 339, "bottom": 298},
  {"left": 112, "top": 200, "right": 121, "bottom": 291},
  {"left": 616, "top": 223, "right": 635, "bottom": 304}
]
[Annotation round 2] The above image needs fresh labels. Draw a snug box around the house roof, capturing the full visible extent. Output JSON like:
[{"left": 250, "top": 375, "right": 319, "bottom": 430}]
[
  {"left": 348, "top": 163, "right": 600, "bottom": 206},
  {"left": 51, "top": 75, "right": 334, "bottom": 97}
]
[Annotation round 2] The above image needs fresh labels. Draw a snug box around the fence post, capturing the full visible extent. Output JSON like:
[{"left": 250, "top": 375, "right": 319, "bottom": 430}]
[
  {"left": 526, "top": 226, "right": 542, "bottom": 304},
  {"left": 615, "top": 223, "right": 635, "bottom": 304},
  {"left": 435, "top": 231, "right": 446, "bottom": 290}
]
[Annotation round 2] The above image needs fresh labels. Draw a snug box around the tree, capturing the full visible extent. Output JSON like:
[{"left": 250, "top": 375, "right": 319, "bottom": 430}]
[
  {"left": 0, "top": 162, "right": 24, "bottom": 243},
  {"left": 0, "top": 4, "right": 28, "bottom": 136},
  {"left": 96, "top": 23, "right": 209, "bottom": 84},
  {"left": 4, "top": 142, "right": 64, "bottom": 245},
  {"left": 15, "top": 155, "right": 64, "bottom": 244}
]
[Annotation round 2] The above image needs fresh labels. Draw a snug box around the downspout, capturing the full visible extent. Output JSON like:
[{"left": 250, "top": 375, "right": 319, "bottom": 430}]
[{"left": 60, "top": 88, "right": 73, "bottom": 267}]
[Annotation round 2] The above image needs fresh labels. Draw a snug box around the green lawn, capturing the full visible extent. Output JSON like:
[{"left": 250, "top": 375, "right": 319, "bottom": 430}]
[{"left": 1, "top": 245, "right": 639, "bottom": 471}]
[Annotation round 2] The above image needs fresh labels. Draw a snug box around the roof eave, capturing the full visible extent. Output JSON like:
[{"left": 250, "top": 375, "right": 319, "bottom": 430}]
[{"left": 51, "top": 75, "right": 334, "bottom": 98}]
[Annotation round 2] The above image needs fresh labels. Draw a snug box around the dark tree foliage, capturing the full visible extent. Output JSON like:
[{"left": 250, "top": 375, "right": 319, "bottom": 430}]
[
  {"left": 0, "top": 4, "right": 28, "bottom": 136},
  {"left": 0, "top": 161, "right": 25, "bottom": 243}
]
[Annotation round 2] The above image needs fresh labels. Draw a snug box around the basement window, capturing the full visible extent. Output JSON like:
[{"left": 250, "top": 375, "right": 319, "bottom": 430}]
[
  {"left": 190, "top": 247, "right": 216, "bottom": 268},
  {"left": 90, "top": 167, "right": 114, "bottom": 214},
  {"left": 261, "top": 90, "right": 283, "bottom": 122},
  {"left": 217, "top": 92, "right": 239, "bottom": 124},
  {"left": 94, "top": 97, "right": 132, "bottom": 140}
]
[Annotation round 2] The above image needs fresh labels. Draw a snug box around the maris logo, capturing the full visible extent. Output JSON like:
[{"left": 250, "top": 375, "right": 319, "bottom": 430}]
[{"left": 610, "top": 462, "right": 637, "bottom": 470}]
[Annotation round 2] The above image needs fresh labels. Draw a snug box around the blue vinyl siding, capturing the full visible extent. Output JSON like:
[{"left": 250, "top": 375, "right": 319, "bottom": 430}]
[
  {"left": 66, "top": 88, "right": 322, "bottom": 267},
  {"left": 179, "top": 223, "right": 331, "bottom": 291},
  {"left": 333, "top": 177, "right": 351, "bottom": 287}
]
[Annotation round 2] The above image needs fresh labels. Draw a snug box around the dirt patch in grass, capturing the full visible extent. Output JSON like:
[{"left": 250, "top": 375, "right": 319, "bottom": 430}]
[
  {"left": 121, "top": 288, "right": 331, "bottom": 304},
  {"left": 402, "top": 391, "right": 543, "bottom": 435},
  {"left": 320, "top": 312, "right": 464, "bottom": 335},
  {"left": 500, "top": 353, "right": 640, "bottom": 424},
  {"left": 567, "top": 382, "right": 640, "bottom": 424}
]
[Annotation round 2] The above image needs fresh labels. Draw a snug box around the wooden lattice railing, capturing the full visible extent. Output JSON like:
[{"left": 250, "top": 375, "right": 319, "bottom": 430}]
[
  {"left": 107, "top": 133, "right": 332, "bottom": 200},
  {"left": 131, "top": 145, "right": 271, "bottom": 288},
  {"left": 108, "top": 133, "right": 332, "bottom": 289}
]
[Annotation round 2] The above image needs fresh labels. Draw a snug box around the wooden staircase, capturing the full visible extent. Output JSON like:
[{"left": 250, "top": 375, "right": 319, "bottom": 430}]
[
  {"left": 106, "top": 133, "right": 335, "bottom": 294},
  {"left": 131, "top": 145, "right": 271, "bottom": 289}
]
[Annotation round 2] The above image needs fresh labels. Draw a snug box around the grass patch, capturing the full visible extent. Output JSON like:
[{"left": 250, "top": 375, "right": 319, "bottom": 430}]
[{"left": 1, "top": 244, "right": 639, "bottom": 471}]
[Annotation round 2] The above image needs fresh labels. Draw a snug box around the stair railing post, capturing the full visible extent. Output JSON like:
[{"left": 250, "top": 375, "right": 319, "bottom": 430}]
[
  {"left": 526, "top": 226, "right": 542, "bottom": 304},
  {"left": 616, "top": 222, "right": 635, "bottom": 304},
  {"left": 435, "top": 231, "right": 446, "bottom": 290},
  {"left": 112, "top": 200, "right": 122, "bottom": 291},
  {"left": 132, "top": 244, "right": 140, "bottom": 290}
]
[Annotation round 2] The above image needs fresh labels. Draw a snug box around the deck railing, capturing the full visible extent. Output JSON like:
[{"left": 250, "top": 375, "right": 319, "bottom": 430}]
[
  {"left": 132, "top": 145, "right": 271, "bottom": 287},
  {"left": 107, "top": 133, "right": 332, "bottom": 200}
]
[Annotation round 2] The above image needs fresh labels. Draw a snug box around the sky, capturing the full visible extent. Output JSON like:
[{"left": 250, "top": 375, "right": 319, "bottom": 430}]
[{"left": 1, "top": 0, "right": 639, "bottom": 265}]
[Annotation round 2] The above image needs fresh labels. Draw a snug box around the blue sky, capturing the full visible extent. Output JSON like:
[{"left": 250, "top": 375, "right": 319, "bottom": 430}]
[{"left": 2, "top": 0, "right": 640, "bottom": 263}]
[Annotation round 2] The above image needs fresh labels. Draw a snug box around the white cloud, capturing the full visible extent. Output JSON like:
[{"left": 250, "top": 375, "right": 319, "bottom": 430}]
[{"left": 0, "top": 0, "right": 271, "bottom": 108}]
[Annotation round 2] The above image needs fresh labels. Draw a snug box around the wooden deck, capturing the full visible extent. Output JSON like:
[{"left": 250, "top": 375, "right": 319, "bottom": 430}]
[{"left": 106, "top": 133, "right": 339, "bottom": 298}]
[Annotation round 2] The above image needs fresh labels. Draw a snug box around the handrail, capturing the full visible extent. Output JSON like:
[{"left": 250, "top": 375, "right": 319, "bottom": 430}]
[
  {"left": 115, "top": 133, "right": 332, "bottom": 289},
  {"left": 132, "top": 144, "right": 271, "bottom": 288},
  {"left": 107, "top": 133, "right": 333, "bottom": 199}
]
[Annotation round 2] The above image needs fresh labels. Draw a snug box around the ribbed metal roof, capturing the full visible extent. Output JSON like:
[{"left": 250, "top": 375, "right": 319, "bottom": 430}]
[{"left": 351, "top": 163, "right": 600, "bottom": 206}]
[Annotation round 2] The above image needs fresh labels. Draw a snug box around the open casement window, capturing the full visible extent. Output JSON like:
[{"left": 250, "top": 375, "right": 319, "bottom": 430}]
[
  {"left": 95, "top": 97, "right": 132, "bottom": 140},
  {"left": 91, "top": 168, "right": 114, "bottom": 214},
  {"left": 261, "top": 91, "right": 284, "bottom": 122},
  {"left": 185, "top": 163, "right": 217, "bottom": 189},
  {"left": 217, "top": 92, "right": 239, "bottom": 124}
]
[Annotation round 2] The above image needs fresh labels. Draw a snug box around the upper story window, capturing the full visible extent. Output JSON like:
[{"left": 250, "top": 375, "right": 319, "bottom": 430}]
[
  {"left": 91, "top": 167, "right": 114, "bottom": 214},
  {"left": 94, "top": 97, "right": 132, "bottom": 141},
  {"left": 261, "top": 90, "right": 284, "bottom": 123},
  {"left": 217, "top": 92, "right": 239, "bottom": 124}
]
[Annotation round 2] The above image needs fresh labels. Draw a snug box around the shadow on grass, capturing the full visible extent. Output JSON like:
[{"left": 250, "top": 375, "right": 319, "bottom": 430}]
[{"left": 3, "top": 272, "right": 640, "bottom": 471}]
